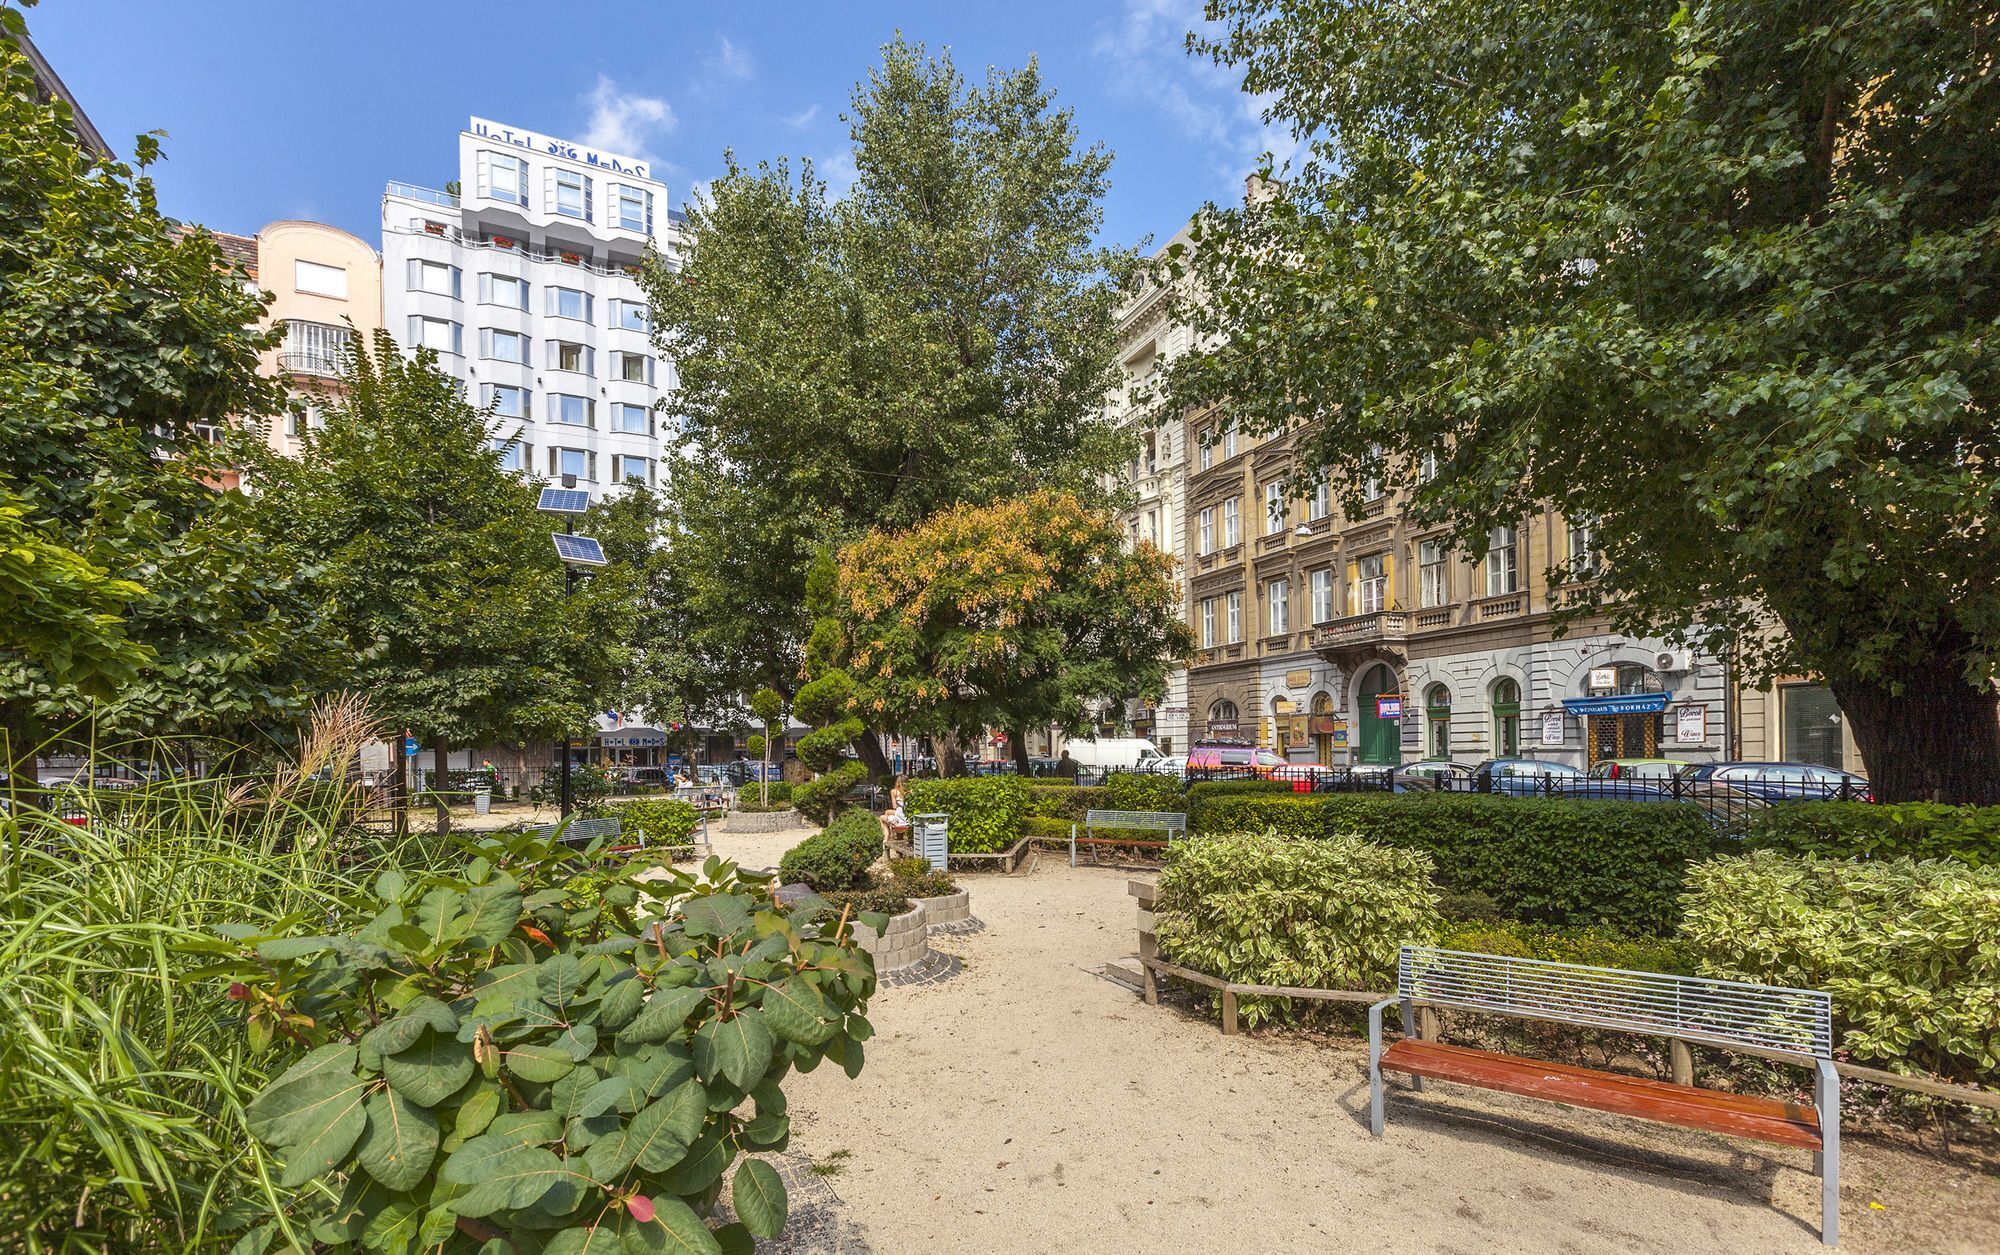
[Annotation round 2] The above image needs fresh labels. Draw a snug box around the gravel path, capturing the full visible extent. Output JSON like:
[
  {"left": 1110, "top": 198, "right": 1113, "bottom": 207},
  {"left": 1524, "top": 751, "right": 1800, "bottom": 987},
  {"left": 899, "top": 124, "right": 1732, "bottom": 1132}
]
[{"left": 711, "top": 824, "right": 1999, "bottom": 1254}]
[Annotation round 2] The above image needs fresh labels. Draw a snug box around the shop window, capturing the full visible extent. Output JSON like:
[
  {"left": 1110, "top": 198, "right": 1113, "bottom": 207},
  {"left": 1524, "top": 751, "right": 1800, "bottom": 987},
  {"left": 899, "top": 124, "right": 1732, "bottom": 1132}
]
[
  {"left": 1492, "top": 677, "right": 1521, "bottom": 757},
  {"left": 1781, "top": 683, "right": 1845, "bottom": 770}
]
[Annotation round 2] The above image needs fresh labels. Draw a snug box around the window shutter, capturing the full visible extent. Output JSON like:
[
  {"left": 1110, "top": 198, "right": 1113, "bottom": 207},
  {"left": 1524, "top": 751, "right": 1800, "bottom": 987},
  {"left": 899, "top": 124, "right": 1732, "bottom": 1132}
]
[
  {"left": 1382, "top": 553, "right": 1396, "bottom": 607},
  {"left": 1346, "top": 561, "right": 1360, "bottom": 615}
]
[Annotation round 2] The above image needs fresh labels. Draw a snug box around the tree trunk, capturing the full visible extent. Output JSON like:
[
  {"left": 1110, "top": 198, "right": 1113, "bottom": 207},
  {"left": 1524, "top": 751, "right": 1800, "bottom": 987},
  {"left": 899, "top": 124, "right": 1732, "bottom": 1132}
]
[
  {"left": 1829, "top": 666, "right": 2000, "bottom": 804},
  {"left": 852, "top": 730, "right": 892, "bottom": 785},
  {"left": 1010, "top": 728, "right": 1032, "bottom": 776},
  {"left": 393, "top": 734, "right": 410, "bottom": 838},
  {"left": 937, "top": 732, "right": 968, "bottom": 777},
  {"left": 430, "top": 737, "right": 451, "bottom": 836}
]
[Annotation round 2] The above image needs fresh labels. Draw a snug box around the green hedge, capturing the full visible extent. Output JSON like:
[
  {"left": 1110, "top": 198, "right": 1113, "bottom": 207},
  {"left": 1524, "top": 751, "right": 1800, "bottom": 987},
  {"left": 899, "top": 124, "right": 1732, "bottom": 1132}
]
[
  {"left": 904, "top": 776, "right": 1030, "bottom": 852},
  {"left": 1189, "top": 793, "right": 1721, "bottom": 933},
  {"left": 1155, "top": 831, "right": 1441, "bottom": 1027},
  {"left": 1105, "top": 771, "right": 1186, "bottom": 812},
  {"left": 584, "top": 797, "right": 701, "bottom": 849},
  {"left": 1438, "top": 919, "right": 1692, "bottom": 975},
  {"left": 1748, "top": 801, "right": 2000, "bottom": 867},
  {"left": 1683, "top": 852, "right": 2000, "bottom": 1080},
  {"left": 1025, "top": 784, "right": 1108, "bottom": 819},
  {"left": 1183, "top": 779, "right": 1293, "bottom": 826},
  {"left": 777, "top": 809, "right": 882, "bottom": 890}
]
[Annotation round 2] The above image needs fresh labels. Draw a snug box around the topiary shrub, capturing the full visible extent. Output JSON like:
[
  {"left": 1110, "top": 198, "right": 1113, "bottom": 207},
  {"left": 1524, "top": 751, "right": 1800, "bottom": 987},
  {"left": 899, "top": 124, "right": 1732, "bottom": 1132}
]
[
  {"left": 1681, "top": 852, "right": 2000, "bottom": 1081},
  {"left": 1153, "top": 829, "right": 1442, "bottom": 1027},
  {"left": 903, "top": 776, "right": 1030, "bottom": 853},
  {"left": 1105, "top": 771, "right": 1185, "bottom": 813},
  {"left": 586, "top": 797, "right": 702, "bottom": 854},
  {"left": 1747, "top": 801, "right": 2000, "bottom": 868},
  {"left": 219, "top": 827, "right": 875, "bottom": 1252},
  {"left": 792, "top": 671, "right": 867, "bottom": 824},
  {"left": 1187, "top": 792, "right": 1720, "bottom": 933},
  {"left": 777, "top": 810, "right": 882, "bottom": 891}
]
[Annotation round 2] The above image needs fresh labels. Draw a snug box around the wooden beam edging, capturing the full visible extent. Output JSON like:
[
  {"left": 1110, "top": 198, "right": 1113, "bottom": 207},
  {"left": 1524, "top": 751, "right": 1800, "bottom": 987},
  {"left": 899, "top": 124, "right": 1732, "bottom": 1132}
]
[{"left": 1833, "top": 1060, "right": 2000, "bottom": 1113}]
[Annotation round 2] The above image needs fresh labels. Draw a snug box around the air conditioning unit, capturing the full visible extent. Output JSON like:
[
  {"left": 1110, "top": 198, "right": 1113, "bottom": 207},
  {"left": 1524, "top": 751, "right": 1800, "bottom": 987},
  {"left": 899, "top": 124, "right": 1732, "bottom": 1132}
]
[{"left": 1654, "top": 648, "right": 1692, "bottom": 673}]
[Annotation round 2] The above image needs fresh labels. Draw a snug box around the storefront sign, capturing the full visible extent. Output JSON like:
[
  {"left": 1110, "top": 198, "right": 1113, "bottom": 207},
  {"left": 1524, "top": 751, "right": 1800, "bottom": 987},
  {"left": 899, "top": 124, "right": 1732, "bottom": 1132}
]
[
  {"left": 1561, "top": 692, "right": 1673, "bottom": 716},
  {"left": 1274, "top": 699, "right": 1298, "bottom": 714},
  {"left": 1310, "top": 715, "right": 1342, "bottom": 735},
  {"left": 1676, "top": 705, "right": 1706, "bottom": 745},
  {"left": 1208, "top": 720, "right": 1238, "bottom": 735},
  {"left": 600, "top": 727, "right": 666, "bottom": 748},
  {"left": 1286, "top": 668, "right": 1313, "bottom": 688},
  {"left": 1332, "top": 723, "right": 1349, "bottom": 746},
  {"left": 1375, "top": 695, "right": 1404, "bottom": 719},
  {"left": 1541, "top": 711, "right": 1565, "bottom": 744},
  {"left": 469, "top": 116, "right": 651, "bottom": 179},
  {"left": 1588, "top": 667, "right": 1618, "bottom": 692}
]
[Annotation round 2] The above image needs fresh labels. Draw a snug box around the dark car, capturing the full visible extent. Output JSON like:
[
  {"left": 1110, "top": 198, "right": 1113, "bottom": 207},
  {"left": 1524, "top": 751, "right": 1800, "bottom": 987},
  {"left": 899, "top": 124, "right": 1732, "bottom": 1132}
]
[
  {"left": 1676, "top": 761, "right": 1872, "bottom": 804},
  {"left": 724, "top": 759, "right": 784, "bottom": 786},
  {"left": 1313, "top": 765, "right": 1426, "bottom": 794}
]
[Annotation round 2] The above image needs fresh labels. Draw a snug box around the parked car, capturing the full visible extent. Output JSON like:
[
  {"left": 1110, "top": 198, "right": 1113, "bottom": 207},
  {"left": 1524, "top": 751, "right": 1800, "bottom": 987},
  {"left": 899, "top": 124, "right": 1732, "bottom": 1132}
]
[
  {"left": 724, "top": 759, "right": 784, "bottom": 786},
  {"left": 1675, "top": 761, "right": 1872, "bottom": 804},
  {"left": 1398, "top": 760, "right": 1473, "bottom": 788},
  {"left": 1187, "top": 744, "right": 1325, "bottom": 791},
  {"left": 1588, "top": 758, "right": 1684, "bottom": 783},
  {"left": 1468, "top": 757, "right": 1589, "bottom": 795},
  {"left": 1141, "top": 754, "right": 1190, "bottom": 781},
  {"left": 1312, "top": 765, "right": 1429, "bottom": 794}
]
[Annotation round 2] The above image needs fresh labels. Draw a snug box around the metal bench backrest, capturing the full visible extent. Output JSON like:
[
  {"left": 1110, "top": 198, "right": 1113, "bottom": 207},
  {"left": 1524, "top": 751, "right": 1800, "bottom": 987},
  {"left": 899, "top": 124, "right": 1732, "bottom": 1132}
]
[
  {"left": 527, "top": 816, "right": 623, "bottom": 846},
  {"left": 1397, "top": 945, "right": 1832, "bottom": 1060},
  {"left": 1085, "top": 809, "right": 1187, "bottom": 833}
]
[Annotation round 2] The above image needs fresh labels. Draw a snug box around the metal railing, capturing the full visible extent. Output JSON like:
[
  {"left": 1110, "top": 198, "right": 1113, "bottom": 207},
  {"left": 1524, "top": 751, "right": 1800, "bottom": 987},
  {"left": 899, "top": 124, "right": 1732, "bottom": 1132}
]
[
  {"left": 384, "top": 225, "right": 650, "bottom": 279},
  {"left": 278, "top": 348, "right": 344, "bottom": 377},
  {"left": 386, "top": 181, "right": 460, "bottom": 209}
]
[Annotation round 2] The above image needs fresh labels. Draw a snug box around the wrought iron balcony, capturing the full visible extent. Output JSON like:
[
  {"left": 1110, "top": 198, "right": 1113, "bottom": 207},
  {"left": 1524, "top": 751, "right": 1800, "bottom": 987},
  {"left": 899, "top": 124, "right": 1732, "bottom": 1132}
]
[{"left": 278, "top": 348, "right": 345, "bottom": 378}]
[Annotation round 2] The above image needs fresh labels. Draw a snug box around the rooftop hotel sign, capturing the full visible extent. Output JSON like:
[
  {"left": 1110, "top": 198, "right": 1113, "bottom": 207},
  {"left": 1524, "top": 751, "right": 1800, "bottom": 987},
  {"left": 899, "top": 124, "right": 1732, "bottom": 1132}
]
[{"left": 468, "top": 117, "right": 653, "bottom": 182}]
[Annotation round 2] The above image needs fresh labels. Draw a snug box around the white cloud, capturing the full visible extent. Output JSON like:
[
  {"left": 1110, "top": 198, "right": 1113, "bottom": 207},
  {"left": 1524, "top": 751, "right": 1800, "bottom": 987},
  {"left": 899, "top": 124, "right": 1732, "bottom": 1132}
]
[
  {"left": 711, "top": 35, "right": 754, "bottom": 82},
  {"left": 1092, "top": 0, "right": 1299, "bottom": 198},
  {"left": 582, "top": 75, "right": 676, "bottom": 159},
  {"left": 815, "top": 150, "right": 858, "bottom": 200},
  {"left": 783, "top": 103, "right": 821, "bottom": 129}
]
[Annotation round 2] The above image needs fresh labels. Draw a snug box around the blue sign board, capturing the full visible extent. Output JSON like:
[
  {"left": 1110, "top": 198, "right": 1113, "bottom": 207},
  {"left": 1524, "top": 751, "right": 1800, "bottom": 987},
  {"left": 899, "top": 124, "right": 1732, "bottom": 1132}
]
[
  {"left": 403, "top": 736, "right": 419, "bottom": 757},
  {"left": 1560, "top": 692, "right": 1674, "bottom": 717}
]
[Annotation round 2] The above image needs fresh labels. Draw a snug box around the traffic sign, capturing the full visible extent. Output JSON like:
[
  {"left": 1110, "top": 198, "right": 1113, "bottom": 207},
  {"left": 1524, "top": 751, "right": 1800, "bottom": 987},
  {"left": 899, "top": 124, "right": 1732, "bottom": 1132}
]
[{"left": 403, "top": 736, "right": 419, "bottom": 757}]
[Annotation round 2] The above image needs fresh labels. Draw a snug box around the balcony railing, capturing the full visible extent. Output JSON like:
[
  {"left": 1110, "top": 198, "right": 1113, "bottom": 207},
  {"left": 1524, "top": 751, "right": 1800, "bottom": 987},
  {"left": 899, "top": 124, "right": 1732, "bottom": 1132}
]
[
  {"left": 1311, "top": 609, "right": 1408, "bottom": 650},
  {"left": 1476, "top": 594, "right": 1525, "bottom": 619},
  {"left": 386, "top": 181, "right": 460, "bottom": 209},
  {"left": 278, "top": 348, "right": 345, "bottom": 378},
  {"left": 385, "top": 225, "right": 652, "bottom": 279}
]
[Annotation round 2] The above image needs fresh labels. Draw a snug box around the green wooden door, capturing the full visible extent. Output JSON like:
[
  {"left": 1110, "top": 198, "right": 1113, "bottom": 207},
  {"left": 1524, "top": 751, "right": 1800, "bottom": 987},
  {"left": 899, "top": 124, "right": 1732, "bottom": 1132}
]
[{"left": 1358, "top": 665, "right": 1400, "bottom": 765}]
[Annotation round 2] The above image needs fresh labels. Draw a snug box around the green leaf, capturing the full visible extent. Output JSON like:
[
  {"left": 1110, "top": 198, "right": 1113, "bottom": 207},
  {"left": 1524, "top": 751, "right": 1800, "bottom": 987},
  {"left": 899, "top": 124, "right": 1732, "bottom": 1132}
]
[
  {"left": 464, "top": 874, "right": 524, "bottom": 947},
  {"left": 383, "top": 1030, "right": 476, "bottom": 1105},
  {"left": 445, "top": 1144, "right": 574, "bottom": 1219},
  {"left": 375, "top": 869, "right": 407, "bottom": 902},
  {"left": 742, "top": 1111, "right": 788, "bottom": 1148},
  {"left": 537, "top": 953, "right": 587, "bottom": 1007},
  {"left": 364, "top": 995, "right": 460, "bottom": 1056},
  {"left": 732, "top": 1157, "right": 788, "bottom": 1239},
  {"left": 656, "top": 1132, "right": 732, "bottom": 1195},
  {"left": 759, "top": 978, "right": 835, "bottom": 1046},
  {"left": 507, "top": 1043, "right": 578, "bottom": 1084},
  {"left": 273, "top": 1073, "right": 370, "bottom": 1187},
  {"left": 554, "top": 1021, "right": 600, "bottom": 1061},
  {"left": 579, "top": 1074, "right": 637, "bottom": 1119},
  {"left": 453, "top": 1082, "right": 503, "bottom": 1141},
  {"left": 613, "top": 1042, "right": 697, "bottom": 1103},
  {"left": 680, "top": 895, "right": 751, "bottom": 939},
  {"left": 246, "top": 1044, "right": 358, "bottom": 1140},
  {"left": 549, "top": 1064, "right": 605, "bottom": 1121},
  {"left": 634, "top": 1195, "right": 725, "bottom": 1255},
  {"left": 599, "top": 972, "right": 647, "bottom": 1029},
  {"left": 693, "top": 1010, "right": 774, "bottom": 1089},
  {"left": 618, "top": 984, "right": 709, "bottom": 1045},
  {"left": 255, "top": 934, "right": 341, "bottom": 961},
  {"left": 357, "top": 1089, "right": 440, "bottom": 1191},
  {"left": 361, "top": 1197, "right": 424, "bottom": 1252},
  {"left": 542, "top": 1226, "right": 625, "bottom": 1255},
  {"left": 711, "top": 1221, "right": 756, "bottom": 1255},
  {"left": 415, "top": 886, "right": 468, "bottom": 950}
]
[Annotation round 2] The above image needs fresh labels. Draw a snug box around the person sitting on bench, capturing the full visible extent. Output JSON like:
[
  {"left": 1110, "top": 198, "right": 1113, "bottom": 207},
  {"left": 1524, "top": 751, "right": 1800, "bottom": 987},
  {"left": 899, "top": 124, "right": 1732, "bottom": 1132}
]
[{"left": 878, "top": 773, "right": 910, "bottom": 842}]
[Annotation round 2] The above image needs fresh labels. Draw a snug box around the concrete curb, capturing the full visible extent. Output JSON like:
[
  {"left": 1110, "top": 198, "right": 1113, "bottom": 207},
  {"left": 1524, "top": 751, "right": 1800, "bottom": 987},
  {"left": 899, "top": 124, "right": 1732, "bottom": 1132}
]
[{"left": 721, "top": 807, "right": 800, "bottom": 833}]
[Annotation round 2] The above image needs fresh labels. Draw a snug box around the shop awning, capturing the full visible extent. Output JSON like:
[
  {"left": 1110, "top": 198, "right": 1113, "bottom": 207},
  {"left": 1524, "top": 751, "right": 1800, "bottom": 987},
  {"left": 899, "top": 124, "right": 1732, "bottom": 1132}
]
[{"left": 1560, "top": 693, "right": 1673, "bottom": 716}]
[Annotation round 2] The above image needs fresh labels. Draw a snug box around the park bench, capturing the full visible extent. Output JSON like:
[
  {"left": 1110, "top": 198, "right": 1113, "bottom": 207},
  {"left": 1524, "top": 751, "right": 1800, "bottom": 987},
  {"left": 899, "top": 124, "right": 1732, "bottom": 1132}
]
[
  {"left": 1369, "top": 945, "right": 1841, "bottom": 1244},
  {"left": 527, "top": 816, "right": 623, "bottom": 847},
  {"left": 1069, "top": 809, "right": 1187, "bottom": 865}
]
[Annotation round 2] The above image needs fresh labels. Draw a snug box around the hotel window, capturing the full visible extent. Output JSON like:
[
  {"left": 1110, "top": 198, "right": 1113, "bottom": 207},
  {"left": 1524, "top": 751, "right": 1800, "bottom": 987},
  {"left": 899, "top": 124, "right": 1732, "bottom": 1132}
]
[
  {"left": 614, "top": 184, "right": 653, "bottom": 234},
  {"left": 481, "top": 151, "right": 529, "bottom": 206},
  {"left": 407, "top": 315, "right": 461, "bottom": 355},
  {"left": 550, "top": 394, "right": 594, "bottom": 427},
  {"left": 1485, "top": 526, "right": 1520, "bottom": 596},
  {"left": 548, "top": 287, "right": 593, "bottom": 322},
  {"left": 1222, "top": 497, "right": 1240, "bottom": 548},
  {"left": 1310, "top": 477, "right": 1330, "bottom": 521},
  {"left": 610, "top": 299, "right": 649, "bottom": 331},
  {"left": 1264, "top": 482, "right": 1285, "bottom": 535},
  {"left": 1357, "top": 553, "right": 1387, "bottom": 614},
  {"left": 479, "top": 273, "right": 528, "bottom": 310},
  {"left": 294, "top": 259, "right": 348, "bottom": 298},
  {"left": 407, "top": 258, "right": 461, "bottom": 298},
  {"left": 1419, "top": 539, "right": 1450, "bottom": 607},
  {"left": 1198, "top": 507, "right": 1215, "bottom": 555},
  {"left": 549, "top": 341, "right": 594, "bottom": 375},
  {"left": 1311, "top": 568, "right": 1335, "bottom": 623},
  {"left": 1201, "top": 598, "right": 1216, "bottom": 648},
  {"left": 1268, "top": 579, "right": 1289, "bottom": 634},
  {"left": 486, "top": 384, "right": 530, "bottom": 419},
  {"left": 612, "top": 402, "right": 650, "bottom": 434},
  {"left": 492, "top": 439, "right": 527, "bottom": 473},
  {"left": 550, "top": 446, "right": 596, "bottom": 482},
  {"left": 612, "top": 352, "right": 654, "bottom": 384},
  {"left": 1567, "top": 517, "right": 1601, "bottom": 578},
  {"left": 553, "top": 169, "right": 592, "bottom": 220},
  {"left": 480, "top": 328, "right": 529, "bottom": 364},
  {"left": 1226, "top": 591, "right": 1243, "bottom": 643},
  {"left": 612, "top": 454, "right": 652, "bottom": 484}
]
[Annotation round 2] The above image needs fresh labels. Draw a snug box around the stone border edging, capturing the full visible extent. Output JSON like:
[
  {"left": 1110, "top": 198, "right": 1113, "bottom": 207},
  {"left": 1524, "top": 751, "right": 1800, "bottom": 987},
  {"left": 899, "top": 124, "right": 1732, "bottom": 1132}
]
[{"left": 721, "top": 807, "right": 800, "bottom": 833}]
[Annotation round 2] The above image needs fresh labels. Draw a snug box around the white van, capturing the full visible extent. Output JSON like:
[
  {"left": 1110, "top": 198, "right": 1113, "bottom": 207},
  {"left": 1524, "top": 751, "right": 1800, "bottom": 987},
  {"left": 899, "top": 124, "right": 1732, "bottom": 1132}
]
[{"left": 1062, "top": 737, "right": 1163, "bottom": 772}]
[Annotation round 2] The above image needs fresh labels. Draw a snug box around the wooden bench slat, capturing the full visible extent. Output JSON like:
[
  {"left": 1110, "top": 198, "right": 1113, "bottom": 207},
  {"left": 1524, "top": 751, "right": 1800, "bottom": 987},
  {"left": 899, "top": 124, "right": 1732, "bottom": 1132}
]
[{"left": 1382, "top": 1039, "right": 1823, "bottom": 1150}]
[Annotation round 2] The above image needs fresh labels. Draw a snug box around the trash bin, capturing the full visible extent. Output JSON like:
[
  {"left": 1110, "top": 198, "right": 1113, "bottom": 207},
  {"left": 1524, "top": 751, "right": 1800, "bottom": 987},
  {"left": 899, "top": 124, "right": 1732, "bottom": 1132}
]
[
  {"left": 912, "top": 813, "right": 949, "bottom": 872},
  {"left": 473, "top": 787, "right": 492, "bottom": 816}
]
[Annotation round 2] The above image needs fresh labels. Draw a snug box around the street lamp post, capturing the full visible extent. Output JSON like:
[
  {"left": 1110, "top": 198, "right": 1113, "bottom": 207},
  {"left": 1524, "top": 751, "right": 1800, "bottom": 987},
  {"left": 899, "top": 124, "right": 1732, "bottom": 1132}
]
[{"left": 536, "top": 475, "right": 606, "bottom": 821}]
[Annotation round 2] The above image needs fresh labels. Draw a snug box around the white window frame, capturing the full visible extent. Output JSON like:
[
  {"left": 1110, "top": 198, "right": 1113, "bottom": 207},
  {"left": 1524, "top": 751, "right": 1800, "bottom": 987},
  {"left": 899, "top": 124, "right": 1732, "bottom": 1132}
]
[
  {"left": 1264, "top": 482, "right": 1285, "bottom": 535},
  {"left": 1485, "top": 526, "right": 1520, "bottom": 596},
  {"left": 1268, "top": 579, "right": 1289, "bottom": 634},
  {"left": 407, "top": 315, "right": 461, "bottom": 355},
  {"left": 1310, "top": 477, "right": 1330, "bottom": 521},
  {"left": 548, "top": 341, "right": 594, "bottom": 376},
  {"left": 295, "top": 259, "right": 348, "bottom": 298},
  {"left": 1222, "top": 498, "right": 1240, "bottom": 548},
  {"left": 486, "top": 384, "right": 530, "bottom": 419},
  {"left": 553, "top": 169, "right": 592, "bottom": 220},
  {"left": 1201, "top": 598, "right": 1216, "bottom": 648},
  {"left": 480, "top": 328, "right": 529, "bottom": 365},
  {"left": 478, "top": 273, "right": 528, "bottom": 310},
  {"left": 612, "top": 402, "right": 650, "bottom": 434},
  {"left": 552, "top": 446, "right": 595, "bottom": 482},
  {"left": 1223, "top": 428, "right": 1238, "bottom": 459},
  {"left": 1226, "top": 591, "right": 1243, "bottom": 643},
  {"left": 408, "top": 258, "right": 461, "bottom": 299},
  {"left": 547, "top": 287, "right": 593, "bottom": 322},
  {"left": 613, "top": 184, "right": 653, "bottom": 234},
  {"left": 1311, "top": 567, "right": 1334, "bottom": 624},
  {"left": 611, "top": 299, "right": 649, "bottom": 332},
  {"left": 1198, "top": 440, "right": 1213, "bottom": 471},
  {"left": 550, "top": 394, "right": 594, "bottom": 427},
  {"left": 1357, "top": 553, "right": 1387, "bottom": 614},
  {"left": 613, "top": 352, "right": 654, "bottom": 385},
  {"left": 492, "top": 438, "right": 527, "bottom": 472},
  {"left": 1198, "top": 507, "right": 1215, "bottom": 555},
  {"left": 482, "top": 151, "right": 529, "bottom": 206},
  {"left": 1420, "top": 539, "right": 1449, "bottom": 607}
]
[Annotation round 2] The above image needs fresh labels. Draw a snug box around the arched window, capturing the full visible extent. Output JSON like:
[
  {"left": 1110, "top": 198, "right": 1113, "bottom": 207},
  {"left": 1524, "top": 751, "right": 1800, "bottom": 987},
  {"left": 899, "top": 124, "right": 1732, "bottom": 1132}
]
[
  {"left": 1425, "top": 684, "right": 1453, "bottom": 760},
  {"left": 1614, "top": 663, "right": 1663, "bottom": 695},
  {"left": 1311, "top": 692, "right": 1337, "bottom": 765},
  {"left": 1492, "top": 677, "right": 1521, "bottom": 758},
  {"left": 1207, "top": 699, "right": 1239, "bottom": 729}
]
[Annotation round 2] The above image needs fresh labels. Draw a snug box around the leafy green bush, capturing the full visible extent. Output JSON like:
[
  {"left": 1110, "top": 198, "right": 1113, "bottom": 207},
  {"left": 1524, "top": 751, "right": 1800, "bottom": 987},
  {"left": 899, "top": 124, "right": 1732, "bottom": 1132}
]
[
  {"left": 1105, "top": 771, "right": 1186, "bottom": 813},
  {"left": 1189, "top": 793, "right": 1720, "bottom": 932},
  {"left": 1153, "top": 830, "right": 1442, "bottom": 1027},
  {"left": 1748, "top": 801, "right": 2000, "bottom": 867},
  {"left": 587, "top": 797, "right": 701, "bottom": 851},
  {"left": 1435, "top": 888, "right": 1505, "bottom": 922},
  {"left": 904, "top": 776, "right": 1030, "bottom": 853},
  {"left": 777, "top": 810, "right": 883, "bottom": 891},
  {"left": 1681, "top": 852, "right": 2000, "bottom": 1081},
  {"left": 1024, "top": 784, "right": 1107, "bottom": 819},
  {"left": 530, "top": 761, "right": 615, "bottom": 807},
  {"left": 792, "top": 671, "right": 867, "bottom": 823},
  {"left": 1438, "top": 919, "right": 1693, "bottom": 974},
  {"left": 756, "top": 781, "right": 793, "bottom": 804},
  {"left": 820, "top": 887, "right": 915, "bottom": 917},
  {"left": 221, "top": 826, "right": 874, "bottom": 1252}
]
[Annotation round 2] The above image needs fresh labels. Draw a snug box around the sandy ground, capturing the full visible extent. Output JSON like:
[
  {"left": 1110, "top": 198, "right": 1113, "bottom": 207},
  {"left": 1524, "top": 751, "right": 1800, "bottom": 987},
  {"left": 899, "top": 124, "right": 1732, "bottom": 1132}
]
[{"left": 704, "top": 824, "right": 2000, "bottom": 1255}]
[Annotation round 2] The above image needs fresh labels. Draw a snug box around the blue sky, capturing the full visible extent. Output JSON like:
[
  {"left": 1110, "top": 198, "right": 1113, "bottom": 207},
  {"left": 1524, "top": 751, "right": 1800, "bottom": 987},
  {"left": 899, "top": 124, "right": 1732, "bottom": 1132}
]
[{"left": 28, "top": 0, "right": 1291, "bottom": 256}]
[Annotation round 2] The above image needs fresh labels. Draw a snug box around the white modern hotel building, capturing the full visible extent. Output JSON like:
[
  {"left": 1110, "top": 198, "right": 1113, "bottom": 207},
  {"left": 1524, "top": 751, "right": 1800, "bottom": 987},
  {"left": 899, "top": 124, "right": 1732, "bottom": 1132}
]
[{"left": 382, "top": 118, "right": 678, "bottom": 499}]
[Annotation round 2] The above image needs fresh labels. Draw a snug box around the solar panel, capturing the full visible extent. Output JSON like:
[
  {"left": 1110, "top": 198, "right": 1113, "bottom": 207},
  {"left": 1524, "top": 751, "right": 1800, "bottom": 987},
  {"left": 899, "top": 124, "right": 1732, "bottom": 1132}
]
[
  {"left": 551, "top": 533, "right": 608, "bottom": 566},
  {"left": 537, "top": 487, "right": 592, "bottom": 515}
]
